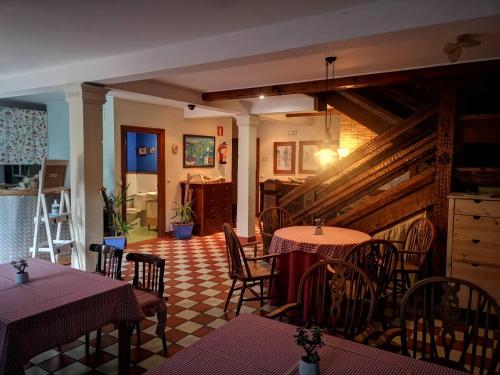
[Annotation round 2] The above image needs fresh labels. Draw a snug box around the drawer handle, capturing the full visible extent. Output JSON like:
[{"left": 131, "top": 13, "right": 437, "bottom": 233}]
[
  {"left": 473, "top": 199, "right": 482, "bottom": 204},
  {"left": 473, "top": 215, "right": 481, "bottom": 220},
  {"left": 471, "top": 239, "right": 480, "bottom": 244}
]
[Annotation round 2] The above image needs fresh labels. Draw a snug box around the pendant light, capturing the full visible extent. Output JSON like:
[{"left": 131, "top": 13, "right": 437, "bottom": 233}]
[{"left": 315, "top": 56, "right": 338, "bottom": 168}]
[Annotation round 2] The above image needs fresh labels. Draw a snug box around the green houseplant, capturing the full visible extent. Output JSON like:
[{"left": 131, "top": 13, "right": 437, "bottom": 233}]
[
  {"left": 11, "top": 259, "right": 29, "bottom": 283},
  {"left": 171, "top": 201, "right": 196, "bottom": 239},
  {"left": 104, "top": 184, "right": 135, "bottom": 249},
  {"left": 295, "top": 326, "right": 324, "bottom": 375}
]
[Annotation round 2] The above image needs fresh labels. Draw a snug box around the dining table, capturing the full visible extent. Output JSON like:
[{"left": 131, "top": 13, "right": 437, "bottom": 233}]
[
  {"left": 144, "top": 313, "right": 464, "bottom": 375},
  {"left": 0, "top": 258, "right": 144, "bottom": 375},
  {"left": 268, "top": 226, "right": 371, "bottom": 306}
]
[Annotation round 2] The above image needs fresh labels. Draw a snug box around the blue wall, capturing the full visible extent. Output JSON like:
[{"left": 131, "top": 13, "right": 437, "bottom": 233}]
[{"left": 126, "top": 131, "right": 157, "bottom": 173}]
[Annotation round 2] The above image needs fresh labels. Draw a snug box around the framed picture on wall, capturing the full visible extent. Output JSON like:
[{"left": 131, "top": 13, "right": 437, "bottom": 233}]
[
  {"left": 298, "top": 141, "right": 321, "bottom": 174},
  {"left": 183, "top": 135, "right": 215, "bottom": 168},
  {"left": 273, "top": 142, "right": 296, "bottom": 175},
  {"left": 137, "top": 146, "right": 147, "bottom": 156}
]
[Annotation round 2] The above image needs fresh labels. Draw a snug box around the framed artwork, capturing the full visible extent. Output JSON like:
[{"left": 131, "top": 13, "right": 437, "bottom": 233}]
[
  {"left": 299, "top": 141, "right": 321, "bottom": 174},
  {"left": 137, "top": 146, "right": 147, "bottom": 156},
  {"left": 183, "top": 134, "right": 215, "bottom": 168},
  {"left": 273, "top": 142, "right": 296, "bottom": 175}
]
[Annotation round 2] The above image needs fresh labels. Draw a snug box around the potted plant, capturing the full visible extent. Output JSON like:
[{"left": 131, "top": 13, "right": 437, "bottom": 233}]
[
  {"left": 171, "top": 201, "right": 196, "bottom": 239},
  {"left": 11, "top": 259, "right": 29, "bottom": 283},
  {"left": 104, "top": 184, "right": 135, "bottom": 249},
  {"left": 295, "top": 326, "right": 324, "bottom": 375}
]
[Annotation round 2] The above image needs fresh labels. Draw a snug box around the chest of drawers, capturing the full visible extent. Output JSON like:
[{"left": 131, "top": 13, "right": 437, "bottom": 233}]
[
  {"left": 181, "top": 182, "right": 232, "bottom": 236},
  {"left": 447, "top": 193, "right": 500, "bottom": 305}
]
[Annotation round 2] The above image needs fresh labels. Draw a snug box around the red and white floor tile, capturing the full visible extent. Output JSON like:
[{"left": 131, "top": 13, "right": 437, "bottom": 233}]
[{"left": 24, "top": 231, "right": 270, "bottom": 374}]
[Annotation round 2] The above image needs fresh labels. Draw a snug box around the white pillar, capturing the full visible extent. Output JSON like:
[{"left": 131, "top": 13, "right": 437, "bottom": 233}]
[
  {"left": 236, "top": 115, "right": 258, "bottom": 239},
  {"left": 65, "top": 84, "right": 108, "bottom": 271}
]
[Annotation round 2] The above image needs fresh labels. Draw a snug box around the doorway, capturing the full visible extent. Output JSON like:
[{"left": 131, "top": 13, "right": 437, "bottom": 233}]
[{"left": 120, "top": 125, "right": 166, "bottom": 242}]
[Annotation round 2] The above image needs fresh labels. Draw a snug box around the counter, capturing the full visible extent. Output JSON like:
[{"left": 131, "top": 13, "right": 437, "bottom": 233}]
[{"left": 0, "top": 191, "right": 67, "bottom": 263}]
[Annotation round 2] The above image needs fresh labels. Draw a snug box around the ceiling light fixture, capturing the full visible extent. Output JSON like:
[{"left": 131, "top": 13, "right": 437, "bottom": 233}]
[
  {"left": 259, "top": 94, "right": 265, "bottom": 99},
  {"left": 315, "top": 56, "right": 338, "bottom": 168}
]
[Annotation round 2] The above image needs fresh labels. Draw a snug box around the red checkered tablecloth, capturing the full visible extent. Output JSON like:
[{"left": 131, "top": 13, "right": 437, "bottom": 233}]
[
  {"left": 0, "top": 258, "right": 144, "bottom": 374},
  {"left": 269, "top": 226, "right": 371, "bottom": 259},
  {"left": 145, "top": 313, "right": 464, "bottom": 375}
]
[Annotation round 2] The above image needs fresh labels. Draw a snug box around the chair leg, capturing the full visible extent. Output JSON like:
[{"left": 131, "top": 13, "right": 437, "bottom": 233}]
[
  {"left": 136, "top": 321, "right": 141, "bottom": 356},
  {"left": 259, "top": 280, "right": 264, "bottom": 306},
  {"left": 85, "top": 333, "right": 90, "bottom": 355},
  {"left": 95, "top": 328, "right": 102, "bottom": 364},
  {"left": 224, "top": 279, "right": 236, "bottom": 312},
  {"left": 156, "top": 311, "right": 167, "bottom": 356},
  {"left": 392, "top": 278, "right": 398, "bottom": 319},
  {"left": 236, "top": 281, "right": 247, "bottom": 316}
]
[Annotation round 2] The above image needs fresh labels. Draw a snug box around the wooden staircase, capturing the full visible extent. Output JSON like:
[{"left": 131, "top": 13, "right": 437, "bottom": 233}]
[{"left": 278, "top": 90, "right": 439, "bottom": 235}]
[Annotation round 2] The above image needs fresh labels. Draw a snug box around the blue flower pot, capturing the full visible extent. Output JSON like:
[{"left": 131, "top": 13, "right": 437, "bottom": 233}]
[{"left": 172, "top": 223, "right": 195, "bottom": 239}]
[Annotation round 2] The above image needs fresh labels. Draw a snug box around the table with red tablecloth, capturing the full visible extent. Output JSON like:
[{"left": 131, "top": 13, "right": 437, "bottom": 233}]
[
  {"left": 145, "top": 313, "right": 464, "bottom": 375},
  {"left": 268, "top": 226, "right": 371, "bottom": 306},
  {"left": 0, "top": 258, "right": 144, "bottom": 375}
]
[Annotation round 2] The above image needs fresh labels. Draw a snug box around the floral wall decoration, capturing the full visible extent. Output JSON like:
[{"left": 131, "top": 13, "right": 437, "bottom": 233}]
[{"left": 0, "top": 106, "right": 48, "bottom": 164}]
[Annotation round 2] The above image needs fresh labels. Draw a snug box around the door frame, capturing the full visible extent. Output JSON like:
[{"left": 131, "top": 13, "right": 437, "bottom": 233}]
[{"left": 120, "top": 125, "right": 166, "bottom": 237}]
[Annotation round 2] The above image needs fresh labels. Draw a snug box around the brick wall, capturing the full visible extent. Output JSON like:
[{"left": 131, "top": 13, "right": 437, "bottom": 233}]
[{"left": 339, "top": 114, "right": 376, "bottom": 152}]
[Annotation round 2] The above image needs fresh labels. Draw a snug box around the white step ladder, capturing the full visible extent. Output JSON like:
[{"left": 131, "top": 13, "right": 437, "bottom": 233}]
[{"left": 30, "top": 160, "right": 81, "bottom": 268}]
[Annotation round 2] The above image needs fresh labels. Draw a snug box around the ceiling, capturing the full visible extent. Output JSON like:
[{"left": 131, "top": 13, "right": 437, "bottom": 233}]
[
  {"left": 1, "top": 0, "right": 499, "bottom": 110},
  {"left": 0, "top": 0, "right": 374, "bottom": 79},
  {"left": 153, "top": 15, "right": 500, "bottom": 92}
]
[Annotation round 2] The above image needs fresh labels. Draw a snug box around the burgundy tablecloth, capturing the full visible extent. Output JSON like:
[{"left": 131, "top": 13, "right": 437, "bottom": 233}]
[
  {"left": 0, "top": 259, "right": 144, "bottom": 374},
  {"left": 145, "top": 314, "right": 464, "bottom": 375},
  {"left": 269, "top": 226, "right": 371, "bottom": 307}
]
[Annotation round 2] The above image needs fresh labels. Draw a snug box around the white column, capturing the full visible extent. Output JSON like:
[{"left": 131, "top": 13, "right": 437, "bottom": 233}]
[
  {"left": 236, "top": 115, "right": 259, "bottom": 239},
  {"left": 65, "top": 84, "right": 109, "bottom": 271}
]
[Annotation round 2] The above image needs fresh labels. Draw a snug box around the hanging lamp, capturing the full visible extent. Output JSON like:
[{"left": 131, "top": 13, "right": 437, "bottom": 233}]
[{"left": 315, "top": 56, "right": 338, "bottom": 168}]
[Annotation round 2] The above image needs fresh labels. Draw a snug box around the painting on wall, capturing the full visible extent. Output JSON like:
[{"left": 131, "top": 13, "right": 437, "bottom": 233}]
[
  {"left": 273, "top": 142, "right": 296, "bottom": 175},
  {"left": 183, "top": 135, "right": 215, "bottom": 168},
  {"left": 299, "top": 141, "right": 321, "bottom": 174}
]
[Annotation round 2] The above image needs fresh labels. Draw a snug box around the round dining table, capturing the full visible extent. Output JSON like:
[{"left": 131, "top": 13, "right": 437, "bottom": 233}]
[{"left": 268, "top": 225, "right": 371, "bottom": 307}]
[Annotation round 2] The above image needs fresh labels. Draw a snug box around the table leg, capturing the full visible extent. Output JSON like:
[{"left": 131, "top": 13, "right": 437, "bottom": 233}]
[{"left": 118, "top": 320, "right": 130, "bottom": 374}]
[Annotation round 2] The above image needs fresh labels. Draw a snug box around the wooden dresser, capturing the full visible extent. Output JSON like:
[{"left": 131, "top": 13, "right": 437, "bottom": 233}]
[
  {"left": 180, "top": 182, "right": 232, "bottom": 236},
  {"left": 447, "top": 193, "right": 500, "bottom": 305}
]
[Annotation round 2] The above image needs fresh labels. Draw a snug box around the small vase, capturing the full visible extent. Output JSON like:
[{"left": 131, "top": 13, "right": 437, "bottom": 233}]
[
  {"left": 299, "top": 358, "right": 319, "bottom": 375},
  {"left": 15, "top": 272, "right": 29, "bottom": 284}
]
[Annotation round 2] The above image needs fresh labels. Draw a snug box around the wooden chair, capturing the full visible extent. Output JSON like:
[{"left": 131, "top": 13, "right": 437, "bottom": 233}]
[
  {"left": 126, "top": 252, "right": 167, "bottom": 356},
  {"left": 390, "top": 218, "right": 436, "bottom": 313},
  {"left": 399, "top": 277, "right": 500, "bottom": 374},
  {"left": 343, "top": 239, "right": 399, "bottom": 327},
  {"left": 85, "top": 244, "right": 123, "bottom": 358},
  {"left": 223, "top": 223, "right": 279, "bottom": 315},
  {"left": 267, "top": 259, "right": 376, "bottom": 341},
  {"left": 258, "top": 206, "right": 292, "bottom": 255}
]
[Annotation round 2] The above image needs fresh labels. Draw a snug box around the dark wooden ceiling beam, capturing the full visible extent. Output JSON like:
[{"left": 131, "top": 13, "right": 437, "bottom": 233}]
[
  {"left": 379, "top": 87, "right": 424, "bottom": 112},
  {"left": 324, "top": 92, "right": 394, "bottom": 134},
  {"left": 202, "top": 59, "right": 500, "bottom": 101}
]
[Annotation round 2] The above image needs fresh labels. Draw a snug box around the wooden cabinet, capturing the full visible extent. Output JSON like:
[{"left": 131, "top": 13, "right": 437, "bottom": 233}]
[
  {"left": 447, "top": 193, "right": 500, "bottom": 305},
  {"left": 180, "top": 182, "right": 232, "bottom": 236}
]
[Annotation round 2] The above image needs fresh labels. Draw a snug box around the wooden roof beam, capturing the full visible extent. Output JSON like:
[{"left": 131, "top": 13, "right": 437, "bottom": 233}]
[{"left": 202, "top": 59, "right": 500, "bottom": 101}]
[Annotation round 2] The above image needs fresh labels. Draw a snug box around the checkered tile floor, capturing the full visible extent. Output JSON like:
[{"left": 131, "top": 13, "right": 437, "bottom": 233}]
[{"left": 23, "top": 231, "right": 271, "bottom": 374}]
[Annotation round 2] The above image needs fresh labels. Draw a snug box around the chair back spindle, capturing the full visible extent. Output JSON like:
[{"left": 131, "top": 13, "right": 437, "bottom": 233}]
[
  {"left": 258, "top": 207, "right": 292, "bottom": 254},
  {"left": 295, "top": 259, "right": 376, "bottom": 340},
  {"left": 125, "top": 253, "right": 165, "bottom": 298},
  {"left": 223, "top": 223, "right": 251, "bottom": 279},
  {"left": 403, "top": 218, "right": 435, "bottom": 267},
  {"left": 89, "top": 244, "right": 123, "bottom": 280},
  {"left": 343, "top": 239, "right": 398, "bottom": 302},
  {"left": 400, "top": 277, "right": 500, "bottom": 374}
]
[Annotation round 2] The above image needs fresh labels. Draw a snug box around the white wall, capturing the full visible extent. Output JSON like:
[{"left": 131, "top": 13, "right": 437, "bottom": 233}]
[
  {"left": 257, "top": 114, "right": 340, "bottom": 181},
  {"left": 127, "top": 173, "right": 157, "bottom": 195},
  {"left": 112, "top": 98, "right": 232, "bottom": 231}
]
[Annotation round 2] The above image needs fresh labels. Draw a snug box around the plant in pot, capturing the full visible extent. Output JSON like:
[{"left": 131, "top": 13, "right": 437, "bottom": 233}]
[
  {"left": 11, "top": 259, "right": 29, "bottom": 284},
  {"left": 171, "top": 201, "right": 196, "bottom": 239},
  {"left": 295, "top": 326, "right": 324, "bottom": 375},
  {"left": 104, "top": 184, "right": 135, "bottom": 249}
]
